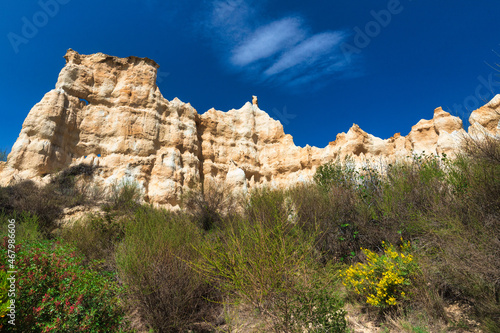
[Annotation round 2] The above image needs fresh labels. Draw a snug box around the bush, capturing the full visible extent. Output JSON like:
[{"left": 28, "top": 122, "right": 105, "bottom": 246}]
[
  {"left": 0, "top": 211, "right": 41, "bottom": 245},
  {"left": 61, "top": 213, "right": 124, "bottom": 270},
  {"left": 192, "top": 190, "right": 347, "bottom": 332},
  {"left": 342, "top": 240, "right": 419, "bottom": 310},
  {"left": 0, "top": 239, "right": 124, "bottom": 332},
  {"left": 182, "top": 179, "right": 239, "bottom": 231},
  {"left": 116, "top": 206, "right": 218, "bottom": 332},
  {"left": 377, "top": 153, "right": 449, "bottom": 227},
  {"left": 313, "top": 156, "right": 358, "bottom": 190},
  {"left": 104, "top": 179, "right": 142, "bottom": 213},
  {"left": 282, "top": 264, "right": 347, "bottom": 333},
  {"left": 311, "top": 138, "right": 499, "bottom": 330},
  {"left": 288, "top": 182, "right": 364, "bottom": 264}
]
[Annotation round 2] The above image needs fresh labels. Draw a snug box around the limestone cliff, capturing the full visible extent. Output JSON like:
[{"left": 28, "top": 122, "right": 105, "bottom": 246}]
[{"left": 0, "top": 50, "right": 498, "bottom": 207}]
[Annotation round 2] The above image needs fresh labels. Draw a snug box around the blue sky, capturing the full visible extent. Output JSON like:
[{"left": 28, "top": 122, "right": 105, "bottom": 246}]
[{"left": 1, "top": 0, "right": 499, "bottom": 150}]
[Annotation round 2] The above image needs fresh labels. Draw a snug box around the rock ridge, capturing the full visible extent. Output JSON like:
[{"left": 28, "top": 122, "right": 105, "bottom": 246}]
[{"left": 1, "top": 50, "right": 499, "bottom": 207}]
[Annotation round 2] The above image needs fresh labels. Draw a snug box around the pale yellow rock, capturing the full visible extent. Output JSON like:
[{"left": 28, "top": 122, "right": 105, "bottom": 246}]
[
  {"left": 2, "top": 49, "right": 201, "bottom": 207},
  {"left": 468, "top": 94, "right": 500, "bottom": 136},
  {"left": 406, "top": 107, "right": 464, "bottom": 155},
  {"left": 252, "top": 95, "right": 258, "bottom": 107},
  {"left": 1, "top": 50, "right": 499, "bottom": 207}
]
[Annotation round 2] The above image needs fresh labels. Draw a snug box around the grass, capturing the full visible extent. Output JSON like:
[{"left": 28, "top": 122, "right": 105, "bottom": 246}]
[{"left": 0, "top": 135, "right": 498, "bottom": 332}]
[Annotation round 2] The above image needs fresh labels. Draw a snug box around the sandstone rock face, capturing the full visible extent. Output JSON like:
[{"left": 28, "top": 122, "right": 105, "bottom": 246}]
[
  {"left": 1, "top": 50, "right": 499, "bottom": 207},
  {"left": 3, "top": 49, "right": 201, "bottom": 206},
  {"left": 468, "top": 94, "right": 500, "bottom": 136}
]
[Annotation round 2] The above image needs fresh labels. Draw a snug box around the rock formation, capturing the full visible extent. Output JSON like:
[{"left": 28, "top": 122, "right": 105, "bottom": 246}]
[
  {"left": 0, "top": 50, "right": 498, "bottom": 207},
  {"left": 468, "top": 94, "right": 500, "bottom": 136},
  {"left": 252, "top": 95, "right": 258, "bottom": 107}
]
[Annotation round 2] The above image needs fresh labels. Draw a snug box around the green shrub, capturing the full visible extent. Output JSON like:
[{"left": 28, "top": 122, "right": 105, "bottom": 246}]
[
  {"left": 0, "top": 239, "right": 124, "bottom": 332},
  {"left": 116, "top": 206, "right": 218, "bottom": 332},
  {"left": 192, "top": 211, "right": 312, "bottom": 312},
  {"left": 311, "top": 140, "right": 499, "bottom": 328},
  {"left": 314, "top": 156, "right": 357, "bottom": 190},
  {"left": 244, "top": 187, "right": 292, "bottom": 227},
  {"left": 0, "top": 211, "right": 41, "bottom": 245},
  {"left": 287, "top": 183, "right": 363, "bottom": 264},
  {"left": 378, "top": 153, "right": 449, "bottom": 225},
  {"left": 105, "top": 179, "right": 142, "bottom": 213},
  {"left": 61, "top": 213, "right": 124, "bottom": 270},
  {"left": 182, "top": 180, "right": 239, "bottom": 231},
  {"left": 192, "top": 190, "right": 347, "bottom": 332},
  {"left": 282, "top": 264, "right": 347, "bottom": 333},
  {"left": 342, "top": 240, "right": 419, "bottom": 310}
]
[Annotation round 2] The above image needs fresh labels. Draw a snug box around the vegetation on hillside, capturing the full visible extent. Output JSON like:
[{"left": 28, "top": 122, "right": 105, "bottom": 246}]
[{"left": 0, "top": 135, "right": 498, "bottom": 332}]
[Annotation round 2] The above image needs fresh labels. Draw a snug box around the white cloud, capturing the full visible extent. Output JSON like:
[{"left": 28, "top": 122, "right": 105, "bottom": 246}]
[
  {"left": 264, "top": 31, "right": 346, "bottom": 76},
  {"left": 204, "top": 0, "right": 354, "bottom": 87},
  {"left": 211, "top": 0, "right": 248, "bottom": 26},
  {"left": 231, "top": 17, "right": 306, "bottom": 66},
  {"left": 208, "top": 0, "right": 255, "bottom": 42}
]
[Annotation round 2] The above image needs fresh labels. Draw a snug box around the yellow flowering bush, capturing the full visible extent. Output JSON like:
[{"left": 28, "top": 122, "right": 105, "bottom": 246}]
[{"left": 342, "top": 239, "right": 418, "bottom": 309}]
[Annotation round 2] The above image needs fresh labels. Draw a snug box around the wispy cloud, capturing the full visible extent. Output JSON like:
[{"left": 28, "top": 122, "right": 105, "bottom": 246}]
[
  {"left": 211, "top": 0, "right": 249, "bottom": 26},
  {"left": 264, "top": 31, "right": 345, "bottom": 76},
  {"left": 208, "top": 0, "right": 255, "bottom": 43},
  {"left": 231, "top": 17, "right": 306, "bottom": 67},
  {"left": 204, "top": 0, "right": 353, "bottom": 87},
  {"left": 135, "top": 0, "right": 354, "bottom": 87}
]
